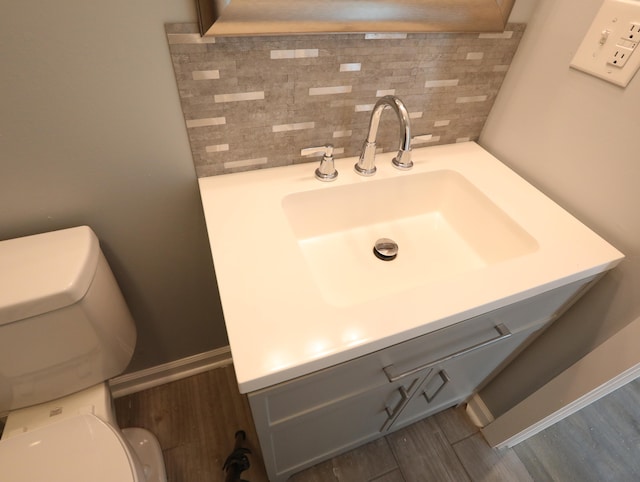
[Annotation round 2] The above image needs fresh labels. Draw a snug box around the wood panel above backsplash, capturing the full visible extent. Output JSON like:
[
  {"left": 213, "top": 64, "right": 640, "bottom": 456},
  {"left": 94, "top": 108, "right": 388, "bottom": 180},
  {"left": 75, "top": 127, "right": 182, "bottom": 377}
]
[{"left": 166, "top": 23, "right": 525, "bottom": 177}]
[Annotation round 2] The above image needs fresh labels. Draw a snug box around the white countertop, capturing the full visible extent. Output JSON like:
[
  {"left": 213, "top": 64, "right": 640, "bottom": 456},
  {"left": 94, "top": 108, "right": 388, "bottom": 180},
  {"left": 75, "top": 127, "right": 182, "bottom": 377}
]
[{"left": 198, "top": 142, "right": 623, "bottom": 393}]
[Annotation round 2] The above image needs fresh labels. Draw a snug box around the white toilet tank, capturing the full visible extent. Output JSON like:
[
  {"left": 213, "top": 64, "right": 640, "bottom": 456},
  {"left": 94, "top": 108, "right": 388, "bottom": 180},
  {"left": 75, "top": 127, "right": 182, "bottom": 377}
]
[{"left": 0, "top": 226, "right": 137, "bottom": 413}]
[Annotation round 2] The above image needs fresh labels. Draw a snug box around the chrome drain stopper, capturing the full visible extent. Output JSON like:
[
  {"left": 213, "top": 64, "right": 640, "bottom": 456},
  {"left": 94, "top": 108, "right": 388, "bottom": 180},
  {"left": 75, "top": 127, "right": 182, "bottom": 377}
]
[{"left": 373, "top": 238, "right": 398, "bottom": 261}]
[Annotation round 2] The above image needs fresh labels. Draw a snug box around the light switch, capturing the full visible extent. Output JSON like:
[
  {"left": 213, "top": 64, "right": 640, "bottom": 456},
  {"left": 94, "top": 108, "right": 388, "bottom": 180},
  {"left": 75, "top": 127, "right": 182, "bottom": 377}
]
[{"left": 570, "top": 0, "right": 640, "bottom": 87}]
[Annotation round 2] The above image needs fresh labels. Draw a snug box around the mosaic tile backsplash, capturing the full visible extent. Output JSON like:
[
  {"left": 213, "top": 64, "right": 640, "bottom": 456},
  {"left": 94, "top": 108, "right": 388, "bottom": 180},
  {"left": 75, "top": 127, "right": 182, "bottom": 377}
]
[{"left": 166, "top": 23, "right": 525, "bottom": 177}]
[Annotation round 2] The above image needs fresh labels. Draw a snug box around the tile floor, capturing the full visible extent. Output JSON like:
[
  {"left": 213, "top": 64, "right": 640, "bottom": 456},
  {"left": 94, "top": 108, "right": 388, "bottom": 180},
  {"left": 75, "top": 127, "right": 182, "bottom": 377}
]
[{"left": 114, "top": 364, "right": 640, "bottom": 481}]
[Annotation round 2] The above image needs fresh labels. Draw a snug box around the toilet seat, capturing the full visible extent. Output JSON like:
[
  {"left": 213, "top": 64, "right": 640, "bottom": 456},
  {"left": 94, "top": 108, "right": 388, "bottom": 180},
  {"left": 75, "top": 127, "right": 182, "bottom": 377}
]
[{"left": 0, "top": 413, "right": 142, "bottom": 482}]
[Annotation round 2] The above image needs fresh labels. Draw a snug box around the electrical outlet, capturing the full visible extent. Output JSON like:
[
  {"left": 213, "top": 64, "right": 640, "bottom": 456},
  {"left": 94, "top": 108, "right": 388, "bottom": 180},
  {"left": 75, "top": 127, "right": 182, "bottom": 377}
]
[
  {"left": 570, "top": 0, "right": 640, "bottom": 87},
  {"left": 625, "top": 22, "right": 640, "bottom": 40},
  {"left": 608, "top": 45, "right": 634, "bottom": 67}
]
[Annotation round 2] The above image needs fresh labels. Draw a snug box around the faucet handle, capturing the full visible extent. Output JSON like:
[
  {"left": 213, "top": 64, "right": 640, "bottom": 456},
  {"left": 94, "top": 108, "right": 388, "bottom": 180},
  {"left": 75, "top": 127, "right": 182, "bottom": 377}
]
[
  {"left": 301, "top": 144, "right": 334, "bottom": 157},
  {"left": 302, "top": 144, "right": 338, "bottom": 182}
]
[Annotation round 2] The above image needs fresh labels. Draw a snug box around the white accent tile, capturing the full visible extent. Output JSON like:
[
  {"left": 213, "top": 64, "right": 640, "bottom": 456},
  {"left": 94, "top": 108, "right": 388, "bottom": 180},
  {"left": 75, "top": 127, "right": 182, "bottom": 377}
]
[
  {"left": 224, "top": 157, "right": 268, "bottom": 169},
  {"left": 309, "top": 85, "right": 352, "bottom": 96},
  {"left": 456, "top": 137, "right": 472, "bottom": 143},
  {"left": 270, "top": 49, "right": 319, "bottom": 59},
  {"left": 214, "top": 91, "right": 264, "bottom": 103},
  {"left": 355, "top": 104, "right": 375, "bottom": 112},
  {"left": 425, "top": 79, "right": 459, "bottom": 88},
  {"left": 272, "top": 122, "right": 315, "bottom": 133},
  {"left": 270, "top": 50, "right": 291, "bottom": 59},
  {"left": 479, "top": 31, "right": 514, "bottom": 39},
  {"left": 434, "top": 120, "right": 451, "bottom": 127},
  {"left": 412, "top": 134, "right": 433, "bottom": 144},
  {"left": 186, "top": 117, "right": 226, "bottom": 128},
  {"left": 365, "top": 33, "right": 407, "bottom": 40},
  {"left": 305, "top": 147, "right": 345, "bottom": 156},
  {"left": 412, "top": 134, "right": 441, "bottom": 145},
  {"left": 205, "top": 144, "right": 229, "bottom": 153},
  {"left": 333, "top": 130, "right": 353, "bottom": 138},
  {"left": 192, "top": 70, "right": 220, "bottom": 80},
  {"left": 456, "top": 95, "right": 488, "bottom": 103},
  {"left": 376, "top": 89, "right": 396, "bottom": 97},
  {"left": 167, "top": 33, "right": 216, "bottom": 44},
  {"left": 340, "top": 63, "right": 361, "bottom": 72},
  {"left": 409, "top": 111, "right": 423, "bottom": 119},
  {"left": 466, "top": 52, "right": 485, "bottom": 60}
]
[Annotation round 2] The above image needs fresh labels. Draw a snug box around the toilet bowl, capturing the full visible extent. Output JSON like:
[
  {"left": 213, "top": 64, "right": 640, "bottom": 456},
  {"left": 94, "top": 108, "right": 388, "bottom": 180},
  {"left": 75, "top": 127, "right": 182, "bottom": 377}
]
[
  {"left": 1, "top": 410, "right": 145, "bottom": 481},
  {"left": 0, "top": 226, "right": 167, "bottom": 481}
]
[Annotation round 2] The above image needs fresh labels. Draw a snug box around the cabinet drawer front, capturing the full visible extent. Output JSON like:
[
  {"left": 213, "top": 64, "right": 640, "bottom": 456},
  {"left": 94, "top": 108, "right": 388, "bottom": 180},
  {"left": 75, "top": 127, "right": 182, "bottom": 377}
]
[
  {"left": 380, "top": 277, "right": 591, "bottom": 385},
  {"left": 382, "top": 324, "right": 511, "bottom": 382}
]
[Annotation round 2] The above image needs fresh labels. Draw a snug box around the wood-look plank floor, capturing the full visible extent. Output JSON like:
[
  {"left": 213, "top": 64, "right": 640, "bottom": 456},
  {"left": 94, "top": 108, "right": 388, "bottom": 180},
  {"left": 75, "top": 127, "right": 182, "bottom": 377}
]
[
  {"left": 114, "top": 365, "right": 640, "bottom": 482},
  {"left": 114, "top": 364, "right": 269, "bottom": 482},
  {"left": 514, "top": 377, "right": 640, "bottom": 482}
]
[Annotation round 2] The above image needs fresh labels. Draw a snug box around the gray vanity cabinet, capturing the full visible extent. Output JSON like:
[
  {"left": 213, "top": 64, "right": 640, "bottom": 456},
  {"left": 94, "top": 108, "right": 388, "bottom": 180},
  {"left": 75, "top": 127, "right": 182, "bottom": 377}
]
[{"left": 248, "top": 277, "right": 597, "bottom": 481}]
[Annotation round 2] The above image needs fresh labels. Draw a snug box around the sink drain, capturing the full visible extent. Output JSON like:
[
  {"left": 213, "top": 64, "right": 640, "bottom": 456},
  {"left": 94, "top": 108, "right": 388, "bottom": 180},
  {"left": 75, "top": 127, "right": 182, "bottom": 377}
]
[{"left": 373, "top": 238, "right": 398, "bottom": 261}]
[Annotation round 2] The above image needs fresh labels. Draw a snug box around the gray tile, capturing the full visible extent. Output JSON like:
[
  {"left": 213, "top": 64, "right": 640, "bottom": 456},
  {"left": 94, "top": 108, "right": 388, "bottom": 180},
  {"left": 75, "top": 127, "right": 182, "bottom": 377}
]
[
  {"left": 386, "top": 416, "right": 470, "bottom": 482},
  {"left": 114, "top": 365, "right": 270, "bottom": 482},
  {"left": 115, "top": 365, "right": 640, "bottom": 482},
  {"left": 514, "top": 378, "right": 640, "bottom": 482},
  {"left": 433, "top": 406, "right": 479, "bottom": 445},
  {"left": 290, "top": 437, "right": 398, "bottom": 482},
  {"left": 453, "top": 433, "right": 532, "bottom": 482},
  {"left": 164, "top": 23, "right": 525, "bottom": 177},
  {"left": 370, "top": 469, "right": 406, "bottom": 482}
]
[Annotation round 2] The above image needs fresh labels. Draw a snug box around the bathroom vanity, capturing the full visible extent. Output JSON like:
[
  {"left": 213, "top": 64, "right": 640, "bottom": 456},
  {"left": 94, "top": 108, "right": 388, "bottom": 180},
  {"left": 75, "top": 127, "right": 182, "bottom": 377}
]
[
  {"left": 247, "top": 276, "right": 596, "bottom": 480},
  {"left": 198, "top": 142, "right": 623, "bottom": 481}
]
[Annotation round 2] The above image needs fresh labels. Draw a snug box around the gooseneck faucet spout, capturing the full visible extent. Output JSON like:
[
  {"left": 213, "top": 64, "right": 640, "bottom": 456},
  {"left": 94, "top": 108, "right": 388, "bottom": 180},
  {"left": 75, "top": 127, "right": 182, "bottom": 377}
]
[{"left": 354, "top": 95, "right": 413, "bottom": 176}]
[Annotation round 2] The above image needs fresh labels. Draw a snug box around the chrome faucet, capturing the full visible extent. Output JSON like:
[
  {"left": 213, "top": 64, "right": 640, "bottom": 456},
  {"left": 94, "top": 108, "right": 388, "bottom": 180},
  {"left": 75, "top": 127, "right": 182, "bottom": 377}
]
[{"left": 354, "top": 95, "right": 413, "bottom": 176}]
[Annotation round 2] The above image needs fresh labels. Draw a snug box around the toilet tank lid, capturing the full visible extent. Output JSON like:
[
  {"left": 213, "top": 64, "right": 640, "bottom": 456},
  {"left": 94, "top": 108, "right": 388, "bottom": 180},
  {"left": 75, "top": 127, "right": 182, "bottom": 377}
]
[{"left": 0, "top": 226, "right": 101, "bottom": 326}]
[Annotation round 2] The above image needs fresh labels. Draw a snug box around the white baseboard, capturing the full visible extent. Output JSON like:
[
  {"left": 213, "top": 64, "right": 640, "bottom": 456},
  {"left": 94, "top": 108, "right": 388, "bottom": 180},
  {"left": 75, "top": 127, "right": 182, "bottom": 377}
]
[
  {"left": 484, "top": 363, "right": 640, "bottom": 448},
  {"left": 465, "top": 393, "right": 495, "bottom": 428},
  {"left": 482, "top": 316, "right": 640, "bottom": 448},
  {"left": 110, "top": 346, "right": 232, "bottom": 398}
]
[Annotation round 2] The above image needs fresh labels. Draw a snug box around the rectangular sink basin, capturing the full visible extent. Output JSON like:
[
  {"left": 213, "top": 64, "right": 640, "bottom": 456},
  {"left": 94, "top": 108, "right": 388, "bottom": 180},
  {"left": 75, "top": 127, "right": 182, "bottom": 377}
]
[
  {"left": 282, "top": 170, "right": 538, "bottom": 307},
  {"left": 198, "top": 142, "right": 623, "bottom": 393}
]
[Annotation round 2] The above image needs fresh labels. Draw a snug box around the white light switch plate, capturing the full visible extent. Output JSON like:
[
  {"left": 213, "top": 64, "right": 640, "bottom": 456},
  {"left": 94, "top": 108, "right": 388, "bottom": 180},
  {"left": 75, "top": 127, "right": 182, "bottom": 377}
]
[{"left": 571, "top": 0, "right": 640, "bottom": 87}]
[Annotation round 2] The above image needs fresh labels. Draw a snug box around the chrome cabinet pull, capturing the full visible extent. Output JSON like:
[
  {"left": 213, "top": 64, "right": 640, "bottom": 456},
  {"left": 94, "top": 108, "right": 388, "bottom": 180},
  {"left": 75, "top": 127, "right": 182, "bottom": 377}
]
[
  {"left": 423, "top": 370, "right": 450, "bottom": 403},
  {"left": 380, "top": 386, "right": 410, "bottom": 432},
  {"left": 382, "top": 323, "right": 512, "bottom": 383}
]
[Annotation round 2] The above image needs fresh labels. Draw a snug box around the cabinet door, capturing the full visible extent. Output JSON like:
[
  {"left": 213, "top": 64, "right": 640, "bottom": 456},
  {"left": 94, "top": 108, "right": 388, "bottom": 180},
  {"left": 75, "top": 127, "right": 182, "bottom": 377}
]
[
  {"left": 389, "top": 325, "right": 537, "bottom": 431},
  {"left": 251, "top": 376, "right": 422, "bottom": 481}
]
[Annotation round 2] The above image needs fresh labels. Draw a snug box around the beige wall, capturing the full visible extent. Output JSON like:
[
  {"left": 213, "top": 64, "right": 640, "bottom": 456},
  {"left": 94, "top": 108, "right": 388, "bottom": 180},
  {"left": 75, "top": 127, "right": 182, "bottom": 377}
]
[
  {"left": 479, "top": 0, "right": 640, "bottom": 416},
  {"left": 0, "top": 1, "right": 228, "bottom": 372}
]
